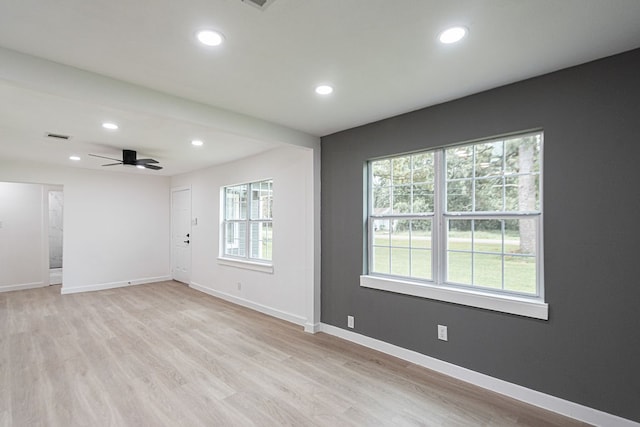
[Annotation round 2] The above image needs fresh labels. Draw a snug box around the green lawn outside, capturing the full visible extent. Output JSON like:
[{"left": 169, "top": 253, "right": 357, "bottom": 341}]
[{"left": 372, "top": 232, "right": 536, "bottom": 294}]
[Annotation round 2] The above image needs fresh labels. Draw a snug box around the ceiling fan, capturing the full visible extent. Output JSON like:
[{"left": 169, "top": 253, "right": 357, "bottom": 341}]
[{"left": 89, "top": 149, "right": 163, "bottom": 170}]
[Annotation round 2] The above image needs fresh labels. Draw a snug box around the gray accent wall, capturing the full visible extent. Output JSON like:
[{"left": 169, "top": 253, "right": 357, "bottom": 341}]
[{"left": 321, "top": 48, "right": 640, "bottom": 422}]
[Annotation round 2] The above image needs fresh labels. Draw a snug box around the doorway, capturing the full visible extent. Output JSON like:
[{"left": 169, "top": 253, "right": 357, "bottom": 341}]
[
  {"left": 171, "top": 187, "right": 191, "bottom": 284},
  {"left": 48, "top": 189, "right": 63, "bottom": 285}
]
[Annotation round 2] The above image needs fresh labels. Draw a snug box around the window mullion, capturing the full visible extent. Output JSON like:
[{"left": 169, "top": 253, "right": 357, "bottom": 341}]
[
  {"left": 246, "top": 218, "right": 251, "bottom": 259},
  {"left": 434, "top": 150, "right": 445, "bottom": 285},
  {"left": 367, "top": 163, "right": 373, "bottom": 275}
]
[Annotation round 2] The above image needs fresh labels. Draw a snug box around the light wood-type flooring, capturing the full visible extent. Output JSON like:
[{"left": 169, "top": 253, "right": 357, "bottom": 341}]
[{"left": 0, "top": 281, "right": 587, "bottom": 426}]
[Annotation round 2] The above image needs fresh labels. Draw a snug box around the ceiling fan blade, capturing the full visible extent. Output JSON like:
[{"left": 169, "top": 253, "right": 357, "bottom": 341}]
[
  {"left": 142, "top": 164, "right": 163, "bottom": 170},
  {"left": 135, "top": 158, "right": 159, "bottom": 164},
  {"left": 89, "top": 153, "right": 122, "bottom": 162},
  {"left": 102, "top": 162, "right": 123, "bottom": 166}
]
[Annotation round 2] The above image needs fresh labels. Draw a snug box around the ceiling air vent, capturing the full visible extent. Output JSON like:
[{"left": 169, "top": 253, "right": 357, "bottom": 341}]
[
  {"left": 46, "top": 132, "right": 71, "bottom": 140},
  {"left": 240, "top": 0, "right": 276, "bottom": 11}
]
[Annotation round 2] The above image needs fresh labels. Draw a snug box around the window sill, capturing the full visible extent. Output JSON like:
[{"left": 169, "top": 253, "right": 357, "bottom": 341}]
[
  {"left": 217, "top": 257, "right": 274, "bottom": 274},
  {"left": 360, "top": 275, "right": 548, "bottom": 320}
]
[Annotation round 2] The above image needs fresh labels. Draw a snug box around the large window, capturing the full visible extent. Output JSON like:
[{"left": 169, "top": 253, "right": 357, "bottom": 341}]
[
  {"left": 365, "top": 131, "right": 545, "bottom": 318},
  {"left": 223, "top": 179, "right": 273, "bottom": 263}
]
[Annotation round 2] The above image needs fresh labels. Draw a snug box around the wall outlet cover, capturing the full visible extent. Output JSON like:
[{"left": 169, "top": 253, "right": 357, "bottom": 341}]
[{"left": 437, "top": 324, "right": 448, "bottom": 341}]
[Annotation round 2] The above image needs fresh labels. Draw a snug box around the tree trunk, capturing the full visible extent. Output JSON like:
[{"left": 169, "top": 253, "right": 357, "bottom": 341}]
[{"left": 518, "top": 141, "right": 536, "bottom": 254}]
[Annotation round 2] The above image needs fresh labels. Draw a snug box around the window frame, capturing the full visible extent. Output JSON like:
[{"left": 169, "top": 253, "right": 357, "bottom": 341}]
[
  {"left": 362, "top": 131, "right": 547, "bottom": 319},
  {"left": 219, "top": 179, "right": 274, "bottom": 273}
]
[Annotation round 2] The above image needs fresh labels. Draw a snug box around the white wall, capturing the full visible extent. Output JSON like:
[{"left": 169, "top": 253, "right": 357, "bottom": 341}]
[
  {"left": 0, "top": 182, "right": 46, "bottom": 290},
  {"left": 0, "top": 160, "right": 171, "bottom": 293},
  {"left": 171, "top": 146, "right": 316, "bottom": 327}
]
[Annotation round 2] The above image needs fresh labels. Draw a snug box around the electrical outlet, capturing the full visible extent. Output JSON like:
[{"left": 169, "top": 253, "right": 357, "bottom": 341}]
[
  {"left": 437, "top": 324, "right": 448, "bottom": 341},
  {"left": 347, "top": 315, "right": 354, "bottom": 329}
]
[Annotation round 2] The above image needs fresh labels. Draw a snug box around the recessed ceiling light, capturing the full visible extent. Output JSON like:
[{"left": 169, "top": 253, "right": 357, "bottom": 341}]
[
  {"left": 315, "top": 85, "right": 334, "bottom": 95},
  {"left": 102, "top": 122, "right": 119, "bottom": 130},
  {"left": 438, "top": 26, "right": 468, "bottom": 44},
  {"left": 197, "top": 30, "right": 224, "bottom": 47},
  {"left": 69, "top": 155, "right": 81, "bottom": 161},
  {"left": 191, "top": 139, "right": 204, "bottom": 146}
]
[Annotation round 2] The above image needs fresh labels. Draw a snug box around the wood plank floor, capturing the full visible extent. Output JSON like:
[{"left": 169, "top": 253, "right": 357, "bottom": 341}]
[{"left": 0, "top": 281, "right": 587, "bottom": 426}]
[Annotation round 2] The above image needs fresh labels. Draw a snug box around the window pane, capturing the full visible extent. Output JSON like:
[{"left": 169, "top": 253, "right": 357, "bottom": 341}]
[
  {"left": 225, "top": 185, "right": 247, "bottom": 220},
  {"left": 410, "top": 220, "right": 431, "bottom": 250},
  {"left": 446, "top": 146, "right": 473, "bottom": 179},
  {"left": 448, "top": 220, "right": 472, "bottom": 251},
  {"left": 392, "top": 156, "right": 411, "bottom": 185},
  {"left": 412, "top": 153, "right": 434, "bottom": 183},
  {"left": 392, "top": 185, "right": 411, "bottom": 214},
  {"left": 473, "top": 253, "right": 503, "bottom": 289},
  {"left": 249, "top": 221, "right": 272, "bottom": 261},
  {"left": 373, "top": 219, "right": 390, "bottom": 246},
  {"left": 410, "top": 249, "right": 432, "bottom": 280},
  {"left": 373, "top": 186, "right": 391, "bottom": 211},
  {"left": 447, "top": 252, "right": 471, "bottom": 284},
  {"left": 505, "top": 135, "right": 541, "bottom": 175},
  {"left": 225, "top": 222, "right": 246, "bottom": 257},
  {"left": 475, "top": 177, "right": 503, "bottom": 211},
  {"left": 504, "top": 256, "right": 536, "bottom": 294},
  {"left": 473, "top": 220, "right": 502, "bottom": 253},
  {"left": 250, "top": 186, "right": 260, "bottom": 219},
  {"left": 475, "top": 141, "right": 503, "bottom": 177},
  {"left": 504, "top": 177, "right": 519, "bottom": 211},
  {"left": 446, "top": 180, "right": 472, "bottom": 212},
  {"left": 250, "top": 180, "right": 273, "bottom": 220},
  {"left": 391, "top": 221, "right": 410, "bottom": 247},
  {"left": 390, "top": 248, "right": 410, "bottom": 277},
  {"left": 412, "top": 184, "right": 433, "bottom": 213},
  {"left": 372, "top": 159, "right": 391, "bottom": 186},
  {"left": 517, "top": 173, "right": 537, "bottom": 212},
  {"left": 372, "top": 246, "right": 390, "bottom": 274},
  {"left": 505, "top": 218, "right": 536, "bottom": 256}
]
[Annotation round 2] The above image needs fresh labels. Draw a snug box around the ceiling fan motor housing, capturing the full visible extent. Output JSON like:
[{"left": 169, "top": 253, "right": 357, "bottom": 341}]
[{"left": 122, "top": 149, "right": 137, "bottom": 165}]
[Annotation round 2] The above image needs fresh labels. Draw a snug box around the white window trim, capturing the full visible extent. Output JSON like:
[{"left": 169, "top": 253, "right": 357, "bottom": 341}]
[
  {"left": 217, "top": 256, "right": 274, "bottom": 274},
  {"left": 365, "top": 131, "right": 546, "bottom": 320},
  {"left": 221, "top": 179, "right": 273, "bottom": 265},
  {"left": 360, "top": 275, "right": 548, "bottom": 320}
]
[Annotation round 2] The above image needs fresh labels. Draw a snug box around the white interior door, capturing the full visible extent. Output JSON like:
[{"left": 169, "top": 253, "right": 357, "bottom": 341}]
[{"left": 171, "top": 188, "right": 191, "bottom": 284}]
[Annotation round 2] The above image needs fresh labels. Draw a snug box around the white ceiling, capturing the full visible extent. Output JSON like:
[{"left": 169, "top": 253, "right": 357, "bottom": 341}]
[{"left": 1, "top": 0, "right": 640, "bottom": 175}]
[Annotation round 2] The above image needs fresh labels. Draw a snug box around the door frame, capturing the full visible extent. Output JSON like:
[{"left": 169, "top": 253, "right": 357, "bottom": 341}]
[{"left": 171, "top": 186, "right": 192, "bottom": 284}]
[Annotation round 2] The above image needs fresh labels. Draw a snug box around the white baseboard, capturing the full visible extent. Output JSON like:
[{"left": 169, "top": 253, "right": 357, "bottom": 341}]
[
  {"left": 319, "top": 323, "right": 639, "bottom": 427},
  {"left": 189, "top": 281, "right": 307, "bottom": 327},
  {"left": 0, "top": 281, "right": 45, "bottom": 293},
  {"left": 60, "top": 276, "right": 171, "bottom": 295},
  {"left": 304, "top": 322, "right": 321, "bottom": 333}
]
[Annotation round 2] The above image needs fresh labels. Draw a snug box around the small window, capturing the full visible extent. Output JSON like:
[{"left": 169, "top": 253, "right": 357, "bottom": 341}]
[
  {"left": 364, "top": 132, "right": 545, "bottom": 318},
  {"left": 223, "top": 179, "right": 273, "bottom": 263}
]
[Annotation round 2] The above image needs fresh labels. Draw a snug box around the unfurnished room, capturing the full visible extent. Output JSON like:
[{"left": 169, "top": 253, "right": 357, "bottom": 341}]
[{"left": 1, "top": 1, "right": 639, "bottom": 426}]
